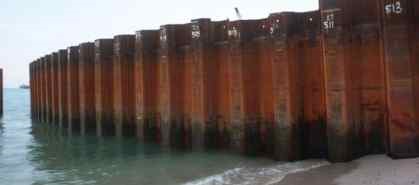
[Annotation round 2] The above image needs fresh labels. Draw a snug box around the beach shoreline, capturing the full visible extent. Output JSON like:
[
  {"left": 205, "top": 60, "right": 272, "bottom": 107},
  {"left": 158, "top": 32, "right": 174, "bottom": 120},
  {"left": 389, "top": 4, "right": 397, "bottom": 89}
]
[{"left": 276, "top": 155, "right": 419, "bottom": 185}]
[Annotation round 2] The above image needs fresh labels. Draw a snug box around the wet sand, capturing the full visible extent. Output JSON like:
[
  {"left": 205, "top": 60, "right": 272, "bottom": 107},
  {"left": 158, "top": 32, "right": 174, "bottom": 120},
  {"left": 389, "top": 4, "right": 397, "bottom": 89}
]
[{"left": 277, "top": 155, "right": 419, "bottom": 185}]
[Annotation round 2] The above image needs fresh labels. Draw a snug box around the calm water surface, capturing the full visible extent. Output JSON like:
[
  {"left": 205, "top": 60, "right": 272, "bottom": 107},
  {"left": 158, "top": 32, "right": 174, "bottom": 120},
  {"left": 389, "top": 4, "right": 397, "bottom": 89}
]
[{"left": 0, "top": 89, "right": 328, "bottom": 185}]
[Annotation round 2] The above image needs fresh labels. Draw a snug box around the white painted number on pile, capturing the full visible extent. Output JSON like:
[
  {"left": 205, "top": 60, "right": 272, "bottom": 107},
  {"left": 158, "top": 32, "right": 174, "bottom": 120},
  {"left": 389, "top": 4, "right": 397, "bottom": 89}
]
[
  {"left": 323, "top": 14, "right": 334, "bottom": 30},
  {"left": 160, "top": 29, "right": 167, "bottom": 42},
  {"left": 228, "top": 27, "right": 239, "bottom": 39},
  {"left": 191, "top": 24, "right": 200, "bottom": 39},
  {"left": 385, "top": 1, "right": 403, "bottom": 15}
]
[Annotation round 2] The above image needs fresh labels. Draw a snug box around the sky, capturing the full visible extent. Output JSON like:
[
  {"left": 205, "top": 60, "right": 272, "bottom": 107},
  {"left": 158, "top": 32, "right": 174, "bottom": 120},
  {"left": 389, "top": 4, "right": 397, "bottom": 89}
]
[{"left": 0, "top": 0, "right": 318, "bottom": 88}]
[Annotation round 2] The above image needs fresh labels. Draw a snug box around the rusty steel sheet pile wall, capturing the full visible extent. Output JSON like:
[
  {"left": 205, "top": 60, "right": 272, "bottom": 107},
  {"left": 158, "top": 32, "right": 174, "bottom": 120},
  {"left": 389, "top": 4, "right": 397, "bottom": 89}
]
[
  {"left": 113, "top": 35, "right": 136, "bottom": 137},
  {"left": 252, "top": 19, "right": 275, "bottom": 157},
  {"left": 228, "top": 19, "right": 264, "bottom": 155},
  {"left": 298, "top": 11, "right": 328, "bottom": 159},
  {"left": 211, "top": 20, "right": 231, "bottom": 149},
  {"left": 134, "top": 30, "right": 160, "bottom": 142},
  {"left": 320, "top": 0, "right": 361, "bottom": 162},
  {"left": 380, "top": 0, "right": 419, "bottom": 158},
  {"left": 40, "top": 57, "right": 47, "bottom": 123},
  {"left": 36, "top": 60, "right": 42, "bottom": 121},
  {"left": 182, "top": 27, "right": 194, "bottom": 149},
  {"left": 51, "top": 53, "right": 59, "bottom": 125},
  {"left": 319, "top": 0, "right": 417, "bottom": 162},
  {"left": 268, "top": 12, "right": 307, "bottom": 161},
  {"left": 57, "top": 50, "right": 68, "bottom": 129},
  {"left": 45, "top": 55, "right": 53, "bottom": 124},
  {"left": 188, "top": 19, "right": 219, "bottom": 150},
  {"left": 35, "top": 60, "right": 41, "bottom": 121},
  {"left": 157, "top": 26, "right": 172, "bottom": 147},
  {"left": 320, "top": 0, "right": 388, "bottom": 162},
  {"left": 37, "top": 59, "right": 41, "bottom": 121},
  {"left": 33, "top": 59, "right": 39, "bottom": 120},
  {"left": 157, "top": 24, "right": 192, "bottom": 148},
  {"left": 176, "top": 25, "right": 191, "bottom": 149},
  {"left": 35, "top": 59, "right": 40, "bottom": 120},
  {"left": 351, "top": 0, "right": 387, "bottom": 156},
  {"left": 79, "top": 43, "right": 96, "bottom": 135},
  {"left": 320, "top": 0, "right": 386, "bottom": 162},
  {"left": 29, "top": 0, "right": 419, "bottom": 163},
  {"left": 67, "top": 47, "right": 81, "bottom": 134},
  {"left": 94, "top": 39, "right": 115, "bottom": 137}
]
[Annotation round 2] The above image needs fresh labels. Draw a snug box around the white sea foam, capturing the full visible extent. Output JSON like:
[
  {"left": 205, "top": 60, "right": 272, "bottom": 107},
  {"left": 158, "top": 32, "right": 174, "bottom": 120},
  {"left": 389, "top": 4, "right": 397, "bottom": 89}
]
[{"left": 183, "top": 160, "right": 329, "bottom": 185}]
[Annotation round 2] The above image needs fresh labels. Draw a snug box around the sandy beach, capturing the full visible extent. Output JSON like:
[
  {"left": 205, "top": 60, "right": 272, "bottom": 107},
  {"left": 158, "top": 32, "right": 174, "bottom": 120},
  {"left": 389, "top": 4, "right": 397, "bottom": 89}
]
[{"left": 277, "top": 155, "right": 419, "bottom": 185}]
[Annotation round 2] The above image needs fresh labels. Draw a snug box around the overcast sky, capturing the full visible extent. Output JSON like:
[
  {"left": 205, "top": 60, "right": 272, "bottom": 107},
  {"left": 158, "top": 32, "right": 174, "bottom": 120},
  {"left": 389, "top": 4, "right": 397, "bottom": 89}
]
[{"left": 0, "top": 0, "right": 317, "bottom": 88}]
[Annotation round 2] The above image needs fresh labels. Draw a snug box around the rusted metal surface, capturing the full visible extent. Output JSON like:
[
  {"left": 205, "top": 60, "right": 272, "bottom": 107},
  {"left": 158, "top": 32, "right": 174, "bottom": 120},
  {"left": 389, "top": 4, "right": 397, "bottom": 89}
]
[
  {"left": 188, "top": 18, "right": 217, "bottom": 150},
  {"left": 231, "top": 19, "right": 266, "bottom": 155},
  {"left": 320, "top": 0, "right": 363, "bottom": 162},
  {"left": 51, "top": 53, "right": 59, "bottom": 124},
  {"left": 45, "top": 55, "right": 52, "bottom": 124},
  {"left": 320, "top": 0, "right": 345, "bottom": 163},
  {"left": 319, "top": 0, "right": 389, "bottom": 162},
  {"left": 157, "top": 24, "right": 191, "bottom": 147},
  {"left": 36, "top": 59, "right": 40, "bottom": 121},
  {"left": 352, "top": 0, "right": 387, "bottom": 155},
  {"left": 94, "top": 39, "right": 114, "bottom": 137},
  {"left": 134, "top": 30, "right": 160, "bottom": 142},
  {"left": 79, "top": 43, "right": 96, "bottom": 135},
  {"left": 212, "top": 20, "right": 231, "bottom": 149},
  {"left": 253, "top": 20, "right": 275, "bottom": 157},
  {"left": 113, "top": 35, "right": 136, "bottom": 137},
  {"left": 41, "top": 56, "right": 48, "bottom": 123},
  {"left": 57, "top": 50, "right": 68, "bottom": 129},
  {"left": 40, "top": 57, "right": 47, "bottom": 123},
  {"left": 36, "top": 60, "right": 41, "bottom": 121},
  {"left": 34, "top": 59, "right": 39, "bottom": 118},
  {"left": 182, "top": 36, "right": 193, "bottom": 149},
  {"left": 28, "top": 2, "right": 419, "bottom": 162},
  {"left": 35, "top": 60, "right": 41, "bottom": 121},
  {"left": 157, "top": 25, "right": 172, "bottom": 146},
  {"left": 269, "top": 13, "right": 304, "bottom": 161},
  {"left": 224, "top": 20, "right": 246, "bottom": 153},
  {"left": 34, "top": 60, "right": 40, "bottom": 120},
  {"left": 381, "top": 0, "right": 419, "bottom": 158},
  {"left": 67, "top": 46, "right": 80, "bottom": 134},
  {"left": 298, "top": 11, "right": 328, "bottom": 158}
]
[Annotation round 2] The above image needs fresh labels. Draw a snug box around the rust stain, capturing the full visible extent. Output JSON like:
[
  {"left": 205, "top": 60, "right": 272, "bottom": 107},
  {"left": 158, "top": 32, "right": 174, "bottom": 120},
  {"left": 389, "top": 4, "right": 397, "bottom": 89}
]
[{"left": 29, "top": 0, "right": 419, "bottom": 162}]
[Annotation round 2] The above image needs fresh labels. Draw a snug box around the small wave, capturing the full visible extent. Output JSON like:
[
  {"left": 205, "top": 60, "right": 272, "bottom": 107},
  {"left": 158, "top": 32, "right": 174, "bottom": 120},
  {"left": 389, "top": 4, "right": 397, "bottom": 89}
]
[{"left": 183, "top": 160, "right": 329, "bottom": 185}]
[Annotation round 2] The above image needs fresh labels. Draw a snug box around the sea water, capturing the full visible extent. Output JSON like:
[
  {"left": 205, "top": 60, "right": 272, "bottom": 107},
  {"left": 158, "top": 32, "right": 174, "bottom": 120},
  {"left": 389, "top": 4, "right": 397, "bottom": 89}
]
[{"left": 0, "top": 89, "right": 328, "bottom": 185}]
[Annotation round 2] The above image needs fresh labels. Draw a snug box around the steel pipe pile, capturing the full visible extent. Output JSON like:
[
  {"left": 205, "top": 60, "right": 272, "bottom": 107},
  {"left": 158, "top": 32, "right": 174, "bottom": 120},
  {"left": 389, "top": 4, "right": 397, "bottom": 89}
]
[{"left": 29, "top": 0, "right": 419, "bottom": 162}]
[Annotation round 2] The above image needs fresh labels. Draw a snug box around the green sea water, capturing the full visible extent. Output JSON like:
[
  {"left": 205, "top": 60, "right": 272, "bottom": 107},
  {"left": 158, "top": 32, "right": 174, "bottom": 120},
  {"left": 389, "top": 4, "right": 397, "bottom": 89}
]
[{"left": 0, "top": 89, "right": 327, "bottom": 185}]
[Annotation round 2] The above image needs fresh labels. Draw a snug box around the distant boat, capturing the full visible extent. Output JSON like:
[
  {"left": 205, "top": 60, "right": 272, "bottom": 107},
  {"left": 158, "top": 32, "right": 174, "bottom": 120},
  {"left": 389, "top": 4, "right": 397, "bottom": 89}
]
[{"left": 20, "top": 84, "right": 30, "bottom": 89}]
